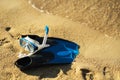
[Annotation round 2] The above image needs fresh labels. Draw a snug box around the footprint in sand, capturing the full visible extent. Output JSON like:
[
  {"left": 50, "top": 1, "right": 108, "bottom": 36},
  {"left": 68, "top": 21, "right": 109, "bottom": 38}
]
[
  {"left": 103, "top": 67, "right": 114, "bottom": 80},
  {"left": 5, "top": 27, "right": 14, "bottom": 38},
  {"left": 80, "top": 68, "right": 94, "bottom": 80},
  {"left": 103, "top": 67, "right": 107, "bottom": 76},
  {"left": 0, "top": 38, "right": 10, "bottom": 46},
  {"left": 5, "top": 27, "right": 20, "bottom": 39}
]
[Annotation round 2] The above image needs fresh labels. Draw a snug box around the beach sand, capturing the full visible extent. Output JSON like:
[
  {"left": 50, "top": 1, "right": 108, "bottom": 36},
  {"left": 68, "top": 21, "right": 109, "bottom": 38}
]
[{"left": 0, "top": 0, "right": 120, "bottom": 80}]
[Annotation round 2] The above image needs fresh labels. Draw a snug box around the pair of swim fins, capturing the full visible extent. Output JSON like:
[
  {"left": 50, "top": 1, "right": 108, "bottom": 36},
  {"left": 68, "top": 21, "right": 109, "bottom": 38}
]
[{"left": 15, "top": 35, "right": 79, "bottom": 70}]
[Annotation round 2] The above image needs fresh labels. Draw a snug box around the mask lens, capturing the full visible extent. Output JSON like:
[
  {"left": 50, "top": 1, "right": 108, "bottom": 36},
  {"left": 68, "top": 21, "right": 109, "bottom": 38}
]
[
  {"left": 20, "top": 38, "right": 35, "bottom": 52},
  {"left": 20, "top": 39, "right": 27, "bottom": 47},
  {"left": 27, "top": 42, "right": 34, "bottom": 52}
]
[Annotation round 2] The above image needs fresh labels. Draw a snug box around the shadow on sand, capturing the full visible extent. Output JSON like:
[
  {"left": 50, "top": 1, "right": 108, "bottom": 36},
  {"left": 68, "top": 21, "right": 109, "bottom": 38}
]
[
  {"left": 22, "top": 64, "right": 72, "bottom": 79},
  {"left": 18, "top": 35, "right": 80, "bottom": 79}
]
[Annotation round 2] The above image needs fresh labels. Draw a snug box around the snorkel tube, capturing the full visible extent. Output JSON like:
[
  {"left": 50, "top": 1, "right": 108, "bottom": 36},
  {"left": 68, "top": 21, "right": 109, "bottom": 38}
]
[{"left": 42, "top": 25, "right": 49, "bottom": 46}]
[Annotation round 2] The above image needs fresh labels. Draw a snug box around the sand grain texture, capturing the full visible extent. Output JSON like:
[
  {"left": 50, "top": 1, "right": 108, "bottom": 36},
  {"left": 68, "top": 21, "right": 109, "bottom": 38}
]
[{"left": 0, "top": 0, "right": 120, "bottom": 80}]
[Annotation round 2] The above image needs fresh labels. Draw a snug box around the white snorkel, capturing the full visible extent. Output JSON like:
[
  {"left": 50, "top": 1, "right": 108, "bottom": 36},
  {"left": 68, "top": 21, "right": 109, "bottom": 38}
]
[
  {"left": 41, "top": 25, "right": 49, "bottom": 48},
  {"left": 18, "top": 26, "right": 50, "bottom": 58}
]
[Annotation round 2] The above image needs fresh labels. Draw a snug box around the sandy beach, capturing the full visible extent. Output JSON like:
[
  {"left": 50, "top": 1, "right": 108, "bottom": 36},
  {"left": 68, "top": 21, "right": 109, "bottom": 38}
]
[{"left": 0, "top": 0, "right": 120, "bottom": 80}]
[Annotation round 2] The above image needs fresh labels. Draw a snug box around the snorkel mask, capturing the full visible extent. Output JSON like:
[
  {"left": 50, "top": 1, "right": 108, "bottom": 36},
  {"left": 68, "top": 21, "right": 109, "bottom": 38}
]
[
  {"left": 19, "top": 26, "right": 49, "bottom": 53},
  {"left": 20, "top": 36, "right": 39, "bottom": 52}
]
